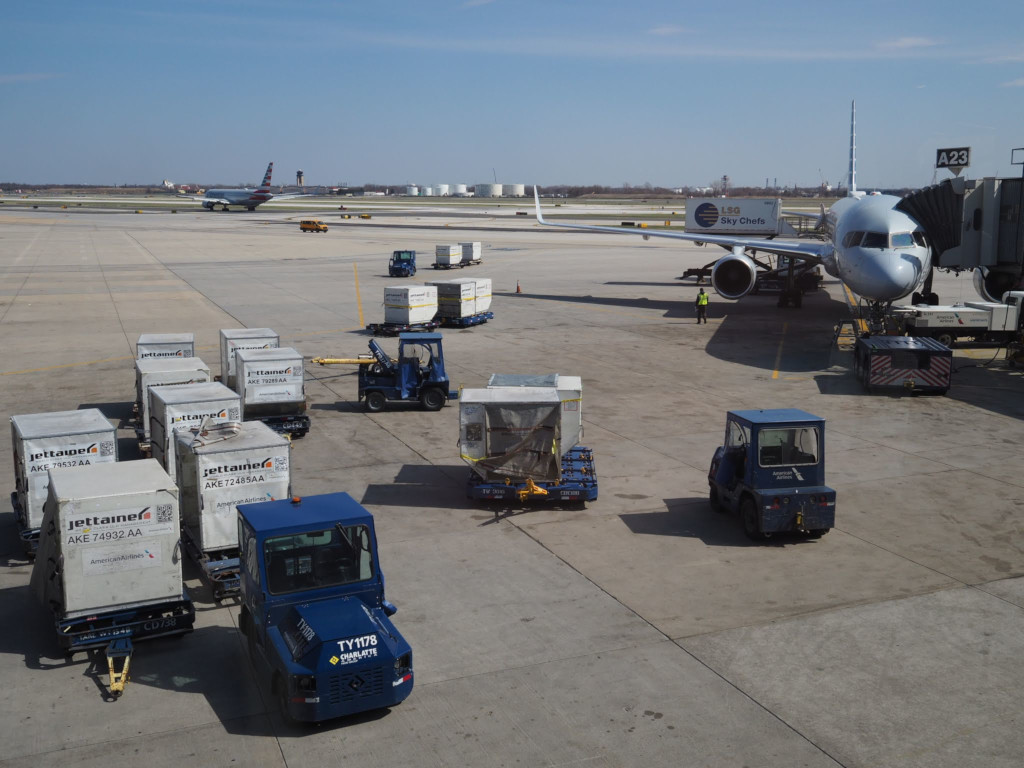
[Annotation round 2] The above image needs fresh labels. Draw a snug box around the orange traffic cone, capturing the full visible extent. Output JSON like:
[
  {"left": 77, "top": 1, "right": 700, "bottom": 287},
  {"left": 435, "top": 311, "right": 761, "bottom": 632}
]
[{"left": 516, "top": 280, "right": 522, "bottom": 294}]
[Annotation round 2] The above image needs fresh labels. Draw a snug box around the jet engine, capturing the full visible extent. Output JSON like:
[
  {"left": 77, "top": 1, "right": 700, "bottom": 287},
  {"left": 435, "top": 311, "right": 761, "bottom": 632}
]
[
  {"left": 973, "top": 267, "right": 1022, "bottom": 303},
  {"left": 711, "top": 251, "right": 759, "bottom": 300}
]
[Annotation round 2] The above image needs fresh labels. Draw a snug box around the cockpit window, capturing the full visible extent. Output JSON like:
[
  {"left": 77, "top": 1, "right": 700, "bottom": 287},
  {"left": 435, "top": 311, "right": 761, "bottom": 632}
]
[
  {"left": 861, "top": 232, "right": 888, "bottom": 248},
  {"left": 842, "top": 231, "right": 864, "bottom": 248},
  {"left": 891, "top": 233, "right": 915, "bottom": 248}
]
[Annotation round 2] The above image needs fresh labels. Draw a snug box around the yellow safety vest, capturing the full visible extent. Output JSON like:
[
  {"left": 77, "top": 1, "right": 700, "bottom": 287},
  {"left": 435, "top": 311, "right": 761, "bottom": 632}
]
[{"left": 697, "top": 293, "right": 709, "bottom": 306}]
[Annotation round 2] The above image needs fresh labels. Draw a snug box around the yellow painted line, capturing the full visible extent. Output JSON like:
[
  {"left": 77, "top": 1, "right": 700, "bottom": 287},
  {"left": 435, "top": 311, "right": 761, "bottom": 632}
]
[
  {"left": 842, "top": 284, "right": 868, "bottom": 334},
  {"left": 353, "top": 262, "right": 365, "bottom": 327},
  {"left": 771, "top": 322, "right": 788, "bottom": 380}
]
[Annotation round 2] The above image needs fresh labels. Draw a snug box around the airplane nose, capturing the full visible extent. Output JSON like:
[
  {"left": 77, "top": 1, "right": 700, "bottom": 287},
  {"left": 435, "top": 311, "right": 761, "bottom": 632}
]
[{"left": 853, "top": 250, "right": 923, "bottom": 301}]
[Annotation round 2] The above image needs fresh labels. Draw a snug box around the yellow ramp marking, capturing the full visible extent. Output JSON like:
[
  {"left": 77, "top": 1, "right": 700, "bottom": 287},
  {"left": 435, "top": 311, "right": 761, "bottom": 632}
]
[
  {"left": 353, "top": 263, "right": 364, "bottom": 327},
  {"left": 772, "top": 323, "right": 788, "bottom": 380}
]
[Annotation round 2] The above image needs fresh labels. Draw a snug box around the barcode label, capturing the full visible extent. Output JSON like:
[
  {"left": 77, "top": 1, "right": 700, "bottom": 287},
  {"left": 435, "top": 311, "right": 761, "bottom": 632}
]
[
  {"left": 100, "top": 441, "right": 115, "bottom": 456},
  {"left": 156, "top": 504, "right": 174, "bottom": 524}
]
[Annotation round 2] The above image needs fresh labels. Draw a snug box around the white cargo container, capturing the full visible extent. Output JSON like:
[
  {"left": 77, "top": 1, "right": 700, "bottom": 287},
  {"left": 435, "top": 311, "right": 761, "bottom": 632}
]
[
  {"left": 175, "top": 421, "right": 291, "bottom": 554},
  {"left": 219, "top": 328, "right": 280, "bottom": 389},
  {"left": 384, "top": 285, "right": 438, "bottom": 325},
  {"left": 459, "top": 241, "right": 482, "bottom": 263},
  {"left": 234, "top": 346, "right": 305, "bottom": 418},
  {"left": 487, "top": 374, "right": 583, "bottom": 451},
  {"left": 137, "top": 333, "right": 195, "bottom": 361},
  {"left": 426, "top": 279, "right": 477, "bottom": 318},
  {"left": 472, "top": 277, "right": 492, "bottom": 312},
  {"left": 11, "top": 409, "right": 118, "bottom": 537},
  {"left": 135, "top": 357, "right": 211, "bottom": 442},
  {"left": 435, "top": 244, "right": 461, "bottom": 264},
  {"left": 30, "top": 460, "right": 183, "bottom": 619},
  {"left": 459, "top": 387, "right": 563, "bottom": 483},
  {"left": 149, "top": 382, "right": 241, "bottom": 472}
]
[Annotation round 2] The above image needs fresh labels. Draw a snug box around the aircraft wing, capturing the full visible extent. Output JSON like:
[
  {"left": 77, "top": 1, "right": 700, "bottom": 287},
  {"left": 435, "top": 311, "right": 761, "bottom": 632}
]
[
  {"left": 176, "top": 193, "right": 231, "bottom": 205},
  {"left": 534, "top": 188, "right": 831, "bottom": 262}
]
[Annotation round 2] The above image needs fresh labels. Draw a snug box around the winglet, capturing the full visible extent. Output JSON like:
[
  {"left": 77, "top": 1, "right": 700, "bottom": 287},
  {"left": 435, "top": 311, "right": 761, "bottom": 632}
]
[{"left": 533, "top": 186, "right": 546, "bottom": 224}]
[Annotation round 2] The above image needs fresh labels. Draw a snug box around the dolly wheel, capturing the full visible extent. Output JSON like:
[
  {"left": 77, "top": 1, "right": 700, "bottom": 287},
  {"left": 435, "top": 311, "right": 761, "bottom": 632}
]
[
  {"left": 420, "top": 388, "right": 445, "bottom": 411},
  {"left": 741, "top": 497, "right": 768, "bottom": 541},
  {"left": 364, "top": 391, "right": 387, "bottom": 413}
]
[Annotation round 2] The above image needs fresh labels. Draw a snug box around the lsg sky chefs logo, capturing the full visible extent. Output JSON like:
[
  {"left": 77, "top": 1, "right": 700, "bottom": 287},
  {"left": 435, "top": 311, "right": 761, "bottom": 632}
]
[
  {"left": 203, "top": 457, "right": 275, "bottom": 478},
  {"left": 30, "top": 443, "right": 98, "bottom": 462},
  {"left": 692, "top": 202, "right": 720, "bottom": 228}
]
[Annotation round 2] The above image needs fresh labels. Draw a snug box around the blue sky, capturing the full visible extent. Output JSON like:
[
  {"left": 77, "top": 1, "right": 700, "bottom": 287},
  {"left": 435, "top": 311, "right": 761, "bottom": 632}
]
[{"left": 3, "top": 0, "right": 1024, "bottom": 187}]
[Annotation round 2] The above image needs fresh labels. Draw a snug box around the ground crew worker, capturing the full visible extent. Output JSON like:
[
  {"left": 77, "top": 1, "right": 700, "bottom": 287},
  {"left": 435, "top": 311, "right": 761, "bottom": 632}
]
[{"left": 695, "top": 288, "right": 709, "bottom": 324}]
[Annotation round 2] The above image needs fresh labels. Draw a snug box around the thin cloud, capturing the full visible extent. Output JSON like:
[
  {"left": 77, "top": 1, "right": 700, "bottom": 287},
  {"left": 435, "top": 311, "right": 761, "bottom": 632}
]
[
  {"left": 875, "top": 36, "right": 938, "bottom": 50},
  {"left": 462, "top": 0, "right": 495, "bottom": 6},
  {"left": 648, "top": 25, "right": 685, "bottom": 37},
  {"left": 0, "top": 73, "right": 61, "bottom": 84},
  {"left": 1001, "top": 78, "right": 1024, "bottom": 87}
]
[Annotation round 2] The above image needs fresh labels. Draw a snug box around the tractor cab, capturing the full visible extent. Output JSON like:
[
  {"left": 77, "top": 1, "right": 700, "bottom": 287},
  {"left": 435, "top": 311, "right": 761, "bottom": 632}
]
[
  {"left": 708, "top": 409, "right": 835, "bottom": 540},
  {"left": 358, "top": 333, "right": 456, "bottom": 412},
  {"left": 388, "top": 250, "right": 417, "bottom": 277}
]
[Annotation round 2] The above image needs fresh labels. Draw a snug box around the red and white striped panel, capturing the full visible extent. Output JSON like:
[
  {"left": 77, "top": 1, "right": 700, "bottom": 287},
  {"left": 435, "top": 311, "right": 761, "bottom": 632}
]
[{"left": 870, "top": 354, "right": 950, "bottom": 388}]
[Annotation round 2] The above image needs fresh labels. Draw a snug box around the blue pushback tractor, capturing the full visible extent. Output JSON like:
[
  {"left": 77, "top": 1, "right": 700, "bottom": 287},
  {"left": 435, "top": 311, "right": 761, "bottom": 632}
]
[{"left": 237, "top": 493, "right": 413, "bottom": 723}]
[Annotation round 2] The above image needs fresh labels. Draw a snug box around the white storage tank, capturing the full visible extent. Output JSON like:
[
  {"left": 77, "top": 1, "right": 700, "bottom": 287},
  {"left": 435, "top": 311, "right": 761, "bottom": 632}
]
[
  {"left": 459, "top": 387, "right": 563, "bottom": 483},
  {"left": 137, "top": 333, "right": 195, "bottom": 361},
  {"left": 30, "top": 459, "right": 183, "bottom": 619},
  {"left": 149, "top": 382, "right": 241, "bottom": 472},
  {"left": 475, "top": 183, "right": 503, "bottom": 198},
  {"left": 11, "top": 409, "right": 118, "bottom": 538},
  {"left": 175, "top": 421, "right": 291, "bottom": 555},
  {"left": 405, "top": 185, "right": 419, "bottom": 196},
  {"left": 384, "top": 285, "right": 438, "bottom": 325},
  {"left": 459, "top": 241, "right": 482, "bottom": 264},
  {"left": 506, "top": 184, "right": 526, "bottom": 197},
  {"left": 436, "top": 184, "right": 450, "bottom": 196},
  {"left": 219, "top": 328, "right": 280, "bottom": 389},
  {"left": 453, "top": 184, "right": 468, "bottom": 195},
  {"left": 426, "top": 278, "right": 477, "bottom": 318},
  {"left": 422, "top": 186, "right": 435, "bottom": 197},
  {"left": 487, "top": 374, "right": 582, "bottom": 451},
  {"left": 135, "top": 357, "right": 211, "bottom": 442},
  {"left": 233, "top": 346, "right": 306, "bottom": 419}
]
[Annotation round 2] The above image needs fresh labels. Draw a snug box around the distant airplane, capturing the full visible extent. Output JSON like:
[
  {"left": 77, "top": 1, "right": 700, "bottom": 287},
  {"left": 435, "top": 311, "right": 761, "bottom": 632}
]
[
  {"left": 183, "top": 162, "right": 311, "bottom": 211},
  {"left": 534, "top": 102, "right": 936, "bottom": 328}
]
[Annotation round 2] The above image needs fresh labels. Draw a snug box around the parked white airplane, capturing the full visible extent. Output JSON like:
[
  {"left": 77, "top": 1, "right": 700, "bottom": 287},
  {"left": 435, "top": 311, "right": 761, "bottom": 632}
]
[
  {"left": 534, "top": 102, "right": 933, "bottom": 324},
  {"left": 185, "top": 162, "right": 311, "bottom": 211}
]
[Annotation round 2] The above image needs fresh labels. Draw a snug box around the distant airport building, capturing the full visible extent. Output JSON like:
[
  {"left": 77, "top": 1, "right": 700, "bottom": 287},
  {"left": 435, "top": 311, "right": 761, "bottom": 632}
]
[
  {"left": 422, "top": 186, "right": 435, "bottom": 196},
  {"left": 435, "top": 184, "right": 450, "bottom": 196},
  {"left": 453, "top": 184, "right": 468, "bottom": 195},
  {"left": 505, "top": 183, "right": 526, "bottom": 197},
  {"left": 475, "top": 183, "right": 503, "bottom": 197},
  {"left": 405, "top": 185, "right": 419, "bottom": 196},
  {"left": 296, "top": 170, "right": 304, "bottom": 187}
]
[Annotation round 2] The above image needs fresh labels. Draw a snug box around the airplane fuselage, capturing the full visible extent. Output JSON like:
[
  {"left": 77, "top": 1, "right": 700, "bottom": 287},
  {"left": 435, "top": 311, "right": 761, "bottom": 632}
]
[
  {"left": 202, "top": 188, "right": 272, "bottom": 209},
  {"left": 824, "top": 194, "right": 931, "bottom": 303}
]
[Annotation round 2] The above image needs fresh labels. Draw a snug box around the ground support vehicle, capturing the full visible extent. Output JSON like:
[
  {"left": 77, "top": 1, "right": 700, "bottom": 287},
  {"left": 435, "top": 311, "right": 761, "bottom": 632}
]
[
  {"left": 388, "top": 250, "right": 417, "bottom": 277},
  {"left": 708, "top": 409, "right": 835, "bottom": 541},
  {"left": 466, "top": 446, "right": 598, "bottom": 504},
  {"left": 255, "top": 413, "right": 310, "bottom": 438},
  {"left": 313, "top": 332, "right": 457, "bottom": 412},
  {"left": 299, "top": 219, "right": 328, "bottom": 233},
  {"left": 181, "top": 531, "right": 241, "bottom": 599},
  {"left": 365, "top": 320, "right": 441, "bottom": 336},
  {"left": 894, "top": 291, "right": 1024, "bottom": 347},
  {"left": 854, "top": 336, "right": 951, "bottom": 395},
  {"left": 237, "top": 493, "right": 413, "bottom": 724},
  {"left": 439, "top": 311, "right": 494, "bottom": 328}
]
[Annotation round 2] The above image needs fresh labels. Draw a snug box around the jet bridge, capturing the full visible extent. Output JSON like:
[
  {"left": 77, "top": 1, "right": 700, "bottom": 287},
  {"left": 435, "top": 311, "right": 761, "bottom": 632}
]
[{"left": 896, "top": 177, "right": 1024, "bottom": 302}]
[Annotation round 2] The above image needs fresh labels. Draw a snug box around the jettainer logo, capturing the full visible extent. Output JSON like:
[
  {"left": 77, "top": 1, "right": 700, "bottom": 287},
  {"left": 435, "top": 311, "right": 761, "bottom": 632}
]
[
  {"left": 203, "top": 457, "right": 275, "bottom": 478},
  {"left": 171, "top": 409, "right": 229, "bottom": 424},
  {"left": 140, "top": 349, "right": 186, "bottom": 359},
  {"left": 67, "top": 507, "right": 152, "bottom": 532},
  {"left": 31, "top": 443, "right": 98, "bottom": 462}
]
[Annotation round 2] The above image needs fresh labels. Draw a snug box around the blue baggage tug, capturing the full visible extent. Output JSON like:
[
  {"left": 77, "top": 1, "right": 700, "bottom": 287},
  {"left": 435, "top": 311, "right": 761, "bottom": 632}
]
[
  {"left": 237, "top": 493, "right": 413, "bottom": 723},
  {"left": 708, "top": 409, "right": 836, "bottom": 540}
]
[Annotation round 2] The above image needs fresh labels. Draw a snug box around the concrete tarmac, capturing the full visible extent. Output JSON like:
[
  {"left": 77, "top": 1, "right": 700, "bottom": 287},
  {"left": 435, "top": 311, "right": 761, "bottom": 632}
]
[{"left": 1, "top": 205, "right": 1022, "bottom": 767}]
